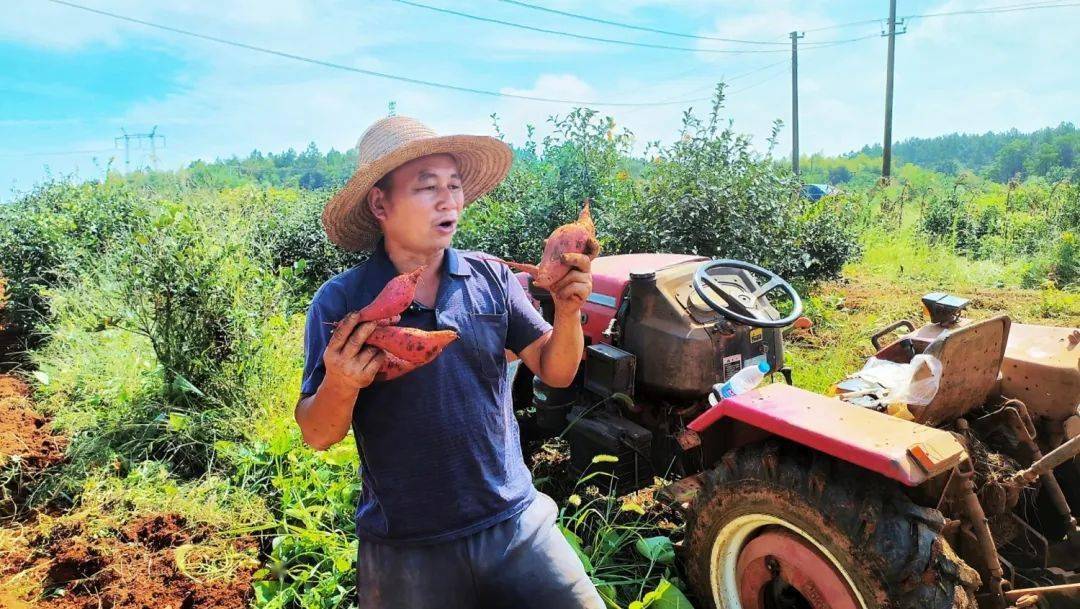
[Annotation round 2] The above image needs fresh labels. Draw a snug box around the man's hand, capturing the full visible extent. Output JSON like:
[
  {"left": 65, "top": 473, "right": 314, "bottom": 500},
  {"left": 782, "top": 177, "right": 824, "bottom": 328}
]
[
  {"left": 549, "top": 252, "right": 593, "bottom": 317},
  {"left": 324, "top": 311, "right": 385, "bottom": 392}
]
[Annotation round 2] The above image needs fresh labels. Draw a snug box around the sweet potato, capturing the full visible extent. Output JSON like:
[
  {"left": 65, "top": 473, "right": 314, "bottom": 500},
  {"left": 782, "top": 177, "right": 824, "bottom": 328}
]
[
  {"left": 325, "top": 267, "right": 423, "bottom": 330},
  {"left": 485, "top": 200, "right": 599, "bottom": 289},
  {"left": 365, "top": 327, "right": 458, "bottom": 365},
  {"left": 323, "top": 315, "right": 399, "bottom": 330},
  {"left": 355, "top": 266, "right": 425, "bottom": 322},
  {"left": 375, "top": 351, "right": 422, "bottom": 382}
]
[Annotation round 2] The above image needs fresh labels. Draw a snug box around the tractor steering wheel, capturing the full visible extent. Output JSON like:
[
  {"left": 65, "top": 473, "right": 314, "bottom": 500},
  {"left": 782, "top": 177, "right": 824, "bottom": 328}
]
[{"left": 692, "top": 259, "right": 803, "bottom": 328}]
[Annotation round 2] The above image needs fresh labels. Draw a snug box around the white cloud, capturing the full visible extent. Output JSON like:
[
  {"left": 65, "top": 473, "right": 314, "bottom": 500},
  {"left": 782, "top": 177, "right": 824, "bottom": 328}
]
[
  {"left": 3, "top": 0, "right": 1078, "bottom": 202},
  {"left": 1, "top": 0, "right": 390, "bottom": 58}
]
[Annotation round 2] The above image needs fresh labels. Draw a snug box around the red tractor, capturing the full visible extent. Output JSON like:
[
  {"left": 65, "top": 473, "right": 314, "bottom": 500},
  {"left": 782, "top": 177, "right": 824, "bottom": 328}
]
[{"left": 512, "top": 254, "right": 1080, "bottom": 609}]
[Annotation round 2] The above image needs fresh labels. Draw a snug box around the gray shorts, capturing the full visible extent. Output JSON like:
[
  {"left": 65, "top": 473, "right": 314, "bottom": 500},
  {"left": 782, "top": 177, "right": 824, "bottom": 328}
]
[{"left": 355, "top": 492, "right": 605, "bottom": 609}]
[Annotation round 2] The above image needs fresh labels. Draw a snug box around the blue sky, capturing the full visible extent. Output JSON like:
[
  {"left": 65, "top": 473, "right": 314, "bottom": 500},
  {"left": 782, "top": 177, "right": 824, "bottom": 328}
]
[{"left": 1, "top": 0, "right": 1077, "bottom": 201}]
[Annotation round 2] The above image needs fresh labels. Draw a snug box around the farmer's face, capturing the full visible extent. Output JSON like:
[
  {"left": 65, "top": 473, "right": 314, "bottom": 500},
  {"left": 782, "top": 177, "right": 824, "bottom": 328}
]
[{"left": 370, "top": 154, "right": 464, "bottom": 254}]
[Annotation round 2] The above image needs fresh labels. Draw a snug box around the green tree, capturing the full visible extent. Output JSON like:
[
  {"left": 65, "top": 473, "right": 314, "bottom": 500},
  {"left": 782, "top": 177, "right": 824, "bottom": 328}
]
[{"left": 828, "top": 165, "right": 853, "bottom": 185}]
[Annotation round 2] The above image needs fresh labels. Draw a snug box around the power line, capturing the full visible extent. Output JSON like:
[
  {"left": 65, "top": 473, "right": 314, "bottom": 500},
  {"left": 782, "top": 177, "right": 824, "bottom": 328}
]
[
  {"left": 620, "top": 61, "right": 791, "bottom": 118},
  {"left": 397, "top": 0, "right": 868, "bottom": 50},
  {"left": 40, "top": 0, "right": 1073, "bottom": 115},
  {"left": 802, "top": 18, "right": 885, "bottom": 34},
  {"left": 804, "top": 32, "right": 883, "bottom": 48},
  {"left": 389, "top": 0, "right": 789, "bottom": 54},
  {"left": 729, "top": 64, "right": 791, "bottom": 94},
  {"left": 115, "top": 126, "right": 166, "bottom": 173},
  {"left": 905, "top": 0, "right": 1080, "bottom": 20},
  {"left": 790, "top": 0, "right": 1075, "bottom": 35},
  {"left": 493, "top": 0, "right": 789, "bottom": 45},
  {"left": 720, "top": 60, "right": 793, "bottom": 85},
  {"left": 0, "top": 148, "right": 117, "bottom": 158},
  {"left": 661, "top": 60, "right": 792, "bottom": 101},
  {"left": 40, "top": 0, "right": 736, "bottom": 107}
]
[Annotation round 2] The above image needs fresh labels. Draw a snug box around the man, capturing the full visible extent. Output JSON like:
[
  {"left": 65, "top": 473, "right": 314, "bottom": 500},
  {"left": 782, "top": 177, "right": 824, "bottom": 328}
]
[{"left": 295, "top": 115, "right": 605, "bottom": 609}]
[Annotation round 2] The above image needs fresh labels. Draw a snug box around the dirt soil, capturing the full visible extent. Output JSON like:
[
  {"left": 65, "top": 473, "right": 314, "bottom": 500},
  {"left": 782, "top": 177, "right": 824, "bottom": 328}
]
[
  {"left": 0, "top": 376, "right": 257, "bottom": 609},
  {"left": 1, "top": 514, "right": 255, "bottom": 609},
  {"left": 0, "top": 376, "right": 65, "bottom": 469}
]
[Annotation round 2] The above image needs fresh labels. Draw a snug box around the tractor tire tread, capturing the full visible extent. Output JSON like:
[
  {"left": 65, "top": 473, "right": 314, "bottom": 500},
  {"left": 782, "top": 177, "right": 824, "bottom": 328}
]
[{"left": 685, "top": 440, "right": 979, "bottom": 609}]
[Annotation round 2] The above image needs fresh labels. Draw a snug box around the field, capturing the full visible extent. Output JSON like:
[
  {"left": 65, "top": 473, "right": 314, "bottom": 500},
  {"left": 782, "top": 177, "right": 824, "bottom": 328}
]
[{"left": 1, "top": 103, "right": 1078, "bottom": 609}]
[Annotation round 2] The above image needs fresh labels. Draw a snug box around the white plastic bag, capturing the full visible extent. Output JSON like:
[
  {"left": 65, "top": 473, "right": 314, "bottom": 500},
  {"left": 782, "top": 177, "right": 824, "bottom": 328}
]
[{"left": 852, "top": 354, "right": 942, "bottom": 406}]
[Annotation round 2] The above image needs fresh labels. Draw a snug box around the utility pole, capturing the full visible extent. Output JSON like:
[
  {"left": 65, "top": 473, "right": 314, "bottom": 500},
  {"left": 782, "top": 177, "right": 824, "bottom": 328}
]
[
  {"left": 790, "top": 31, "right": 804, "bottom": 175},
  {"left": 117, "top": 128, "right": 131, "bottom": 173},
  {"left": 147, "top": 126, "right": 159, "bottom": 169},
  {"left": 114, "top": 126, "right": 166, "bottom": 173},
  {"left": 881, "top": 0, "right": 906, "bottom": 178}
]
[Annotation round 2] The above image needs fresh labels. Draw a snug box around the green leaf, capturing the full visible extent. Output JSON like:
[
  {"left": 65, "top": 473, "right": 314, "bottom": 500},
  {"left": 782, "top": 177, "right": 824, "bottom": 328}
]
[
  {"left": 321, "top": 444, "right": 357, "bottom": 467},
  {"left": 611, "top": 392, "right": 635, "bottom": 409},
  {"left": 592, "top": 454, "right": 619, "bottom": 464},
  {"left": 635, "top": 536, "right": 676, "bottom": 564},
  {"left": 167, "top": 412, "right": 189, "bottom": 432},
  {"left": 170, "top": 373, "right": 205, "bottom": 397},
  {"left": 268, "top": 431, "right": 293, "bottom": 456},
  {"left": 598, "top": 528, "right": 623, "bottom": 555},
  {"left": 333, "top": 554, "right": 351, "bottom": 573},
  {"left": 637, "top": 579, "right": 695, "bottom": 609},
  {"left": 252, "top": 580, "right": 281, "bottom": 603},
  {"left": 31, "top": 370, "right": 49, "bottom": 386},
  {"left": 597, "top": 584, "right": 620, "bottom": 609},
  {"left": 559, "top": 525, "right": 593, "bottom": 572}
]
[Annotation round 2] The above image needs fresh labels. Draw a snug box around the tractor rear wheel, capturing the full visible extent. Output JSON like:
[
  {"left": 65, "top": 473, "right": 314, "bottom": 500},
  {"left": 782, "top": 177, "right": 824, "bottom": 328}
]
[{"left": 685, "top": 441, "right": 980, "bottom": 609}]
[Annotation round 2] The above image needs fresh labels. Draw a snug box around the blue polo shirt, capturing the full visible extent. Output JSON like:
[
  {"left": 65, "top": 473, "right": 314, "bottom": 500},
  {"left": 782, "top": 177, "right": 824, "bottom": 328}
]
[{"left": 300, "top": 240, "right": 552, "bottom": 545}]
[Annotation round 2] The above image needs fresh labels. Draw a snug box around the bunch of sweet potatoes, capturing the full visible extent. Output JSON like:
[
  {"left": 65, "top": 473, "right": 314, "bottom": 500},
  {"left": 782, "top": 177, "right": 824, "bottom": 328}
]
[{"left": 333, "top": 266, "right": 458, "bottom": 381}]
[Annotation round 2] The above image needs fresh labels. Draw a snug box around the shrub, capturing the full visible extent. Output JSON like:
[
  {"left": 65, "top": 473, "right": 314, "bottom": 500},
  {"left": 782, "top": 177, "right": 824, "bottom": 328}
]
[
  {"left": 1051, "top": 232, "right": 1080, "bottom": 287},
  {"left": 457, "top": 109, "right": 639, "bottom": 263},
  {"left": 28, "top": 189, "right": 295, "bottom": 478},
  {"left": 249, "top": 188, "right": 361, "bottom": 302},
  {"left": 461, "top": 91, "right": 861, "bottom": 282},
  {"left": 0, "top": 179, "right": 145, "bottom": 347},
  {"left": 627, "top": 91, "right": 855, "bottom": 280}
]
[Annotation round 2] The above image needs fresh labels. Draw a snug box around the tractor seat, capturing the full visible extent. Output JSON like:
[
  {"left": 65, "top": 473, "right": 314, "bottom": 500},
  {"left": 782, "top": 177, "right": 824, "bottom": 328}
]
[{"left": 909, "top": 315, "right": 1012, "bottom": 426}]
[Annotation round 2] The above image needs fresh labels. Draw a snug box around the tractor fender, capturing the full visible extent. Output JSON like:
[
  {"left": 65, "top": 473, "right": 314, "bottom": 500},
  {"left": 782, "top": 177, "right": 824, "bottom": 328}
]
[{"left": 686, "top": 383, "right": 966, "bottom": 486}]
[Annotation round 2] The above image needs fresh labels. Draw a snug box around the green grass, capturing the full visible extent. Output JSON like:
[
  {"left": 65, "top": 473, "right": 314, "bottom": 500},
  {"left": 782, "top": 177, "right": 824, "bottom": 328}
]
[
  {"left": 856, "top": 227, "right": 1024, "bottom": 288},
  {"left": 785, "top": 225, "right": 1080, "bottom": 394}
]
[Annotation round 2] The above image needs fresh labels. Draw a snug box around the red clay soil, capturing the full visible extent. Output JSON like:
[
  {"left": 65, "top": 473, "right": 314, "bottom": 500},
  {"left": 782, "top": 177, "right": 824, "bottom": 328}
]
[
  {"left": 0, "top": 379, "right": 256, "bottom": 609},
  {"left": 0, "top": 376, "right": 65, "bottom": 468},
  {"left": 3, "top": 515, "right": 255, "bottom": 609}
]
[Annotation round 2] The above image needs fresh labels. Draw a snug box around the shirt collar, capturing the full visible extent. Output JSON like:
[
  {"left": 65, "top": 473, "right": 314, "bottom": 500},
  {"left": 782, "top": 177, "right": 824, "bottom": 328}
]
[
  {"left": 367, "top": 238, "right": 472, "bottom": 289},
  {"left": 444, "top": 246, "right": 473, "bottom": 278}
]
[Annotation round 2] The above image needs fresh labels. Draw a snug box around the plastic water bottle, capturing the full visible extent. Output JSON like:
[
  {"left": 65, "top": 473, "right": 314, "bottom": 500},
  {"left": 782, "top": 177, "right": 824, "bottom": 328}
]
[{"left": 710, "top": 361, "right": 771, "bottom": 404}]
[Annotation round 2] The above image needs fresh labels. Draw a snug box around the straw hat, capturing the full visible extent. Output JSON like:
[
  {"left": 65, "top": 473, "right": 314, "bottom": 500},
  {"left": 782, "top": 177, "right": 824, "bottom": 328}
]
[{"left": 322, "top": 115, "right": 513, "bottom": 252}]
